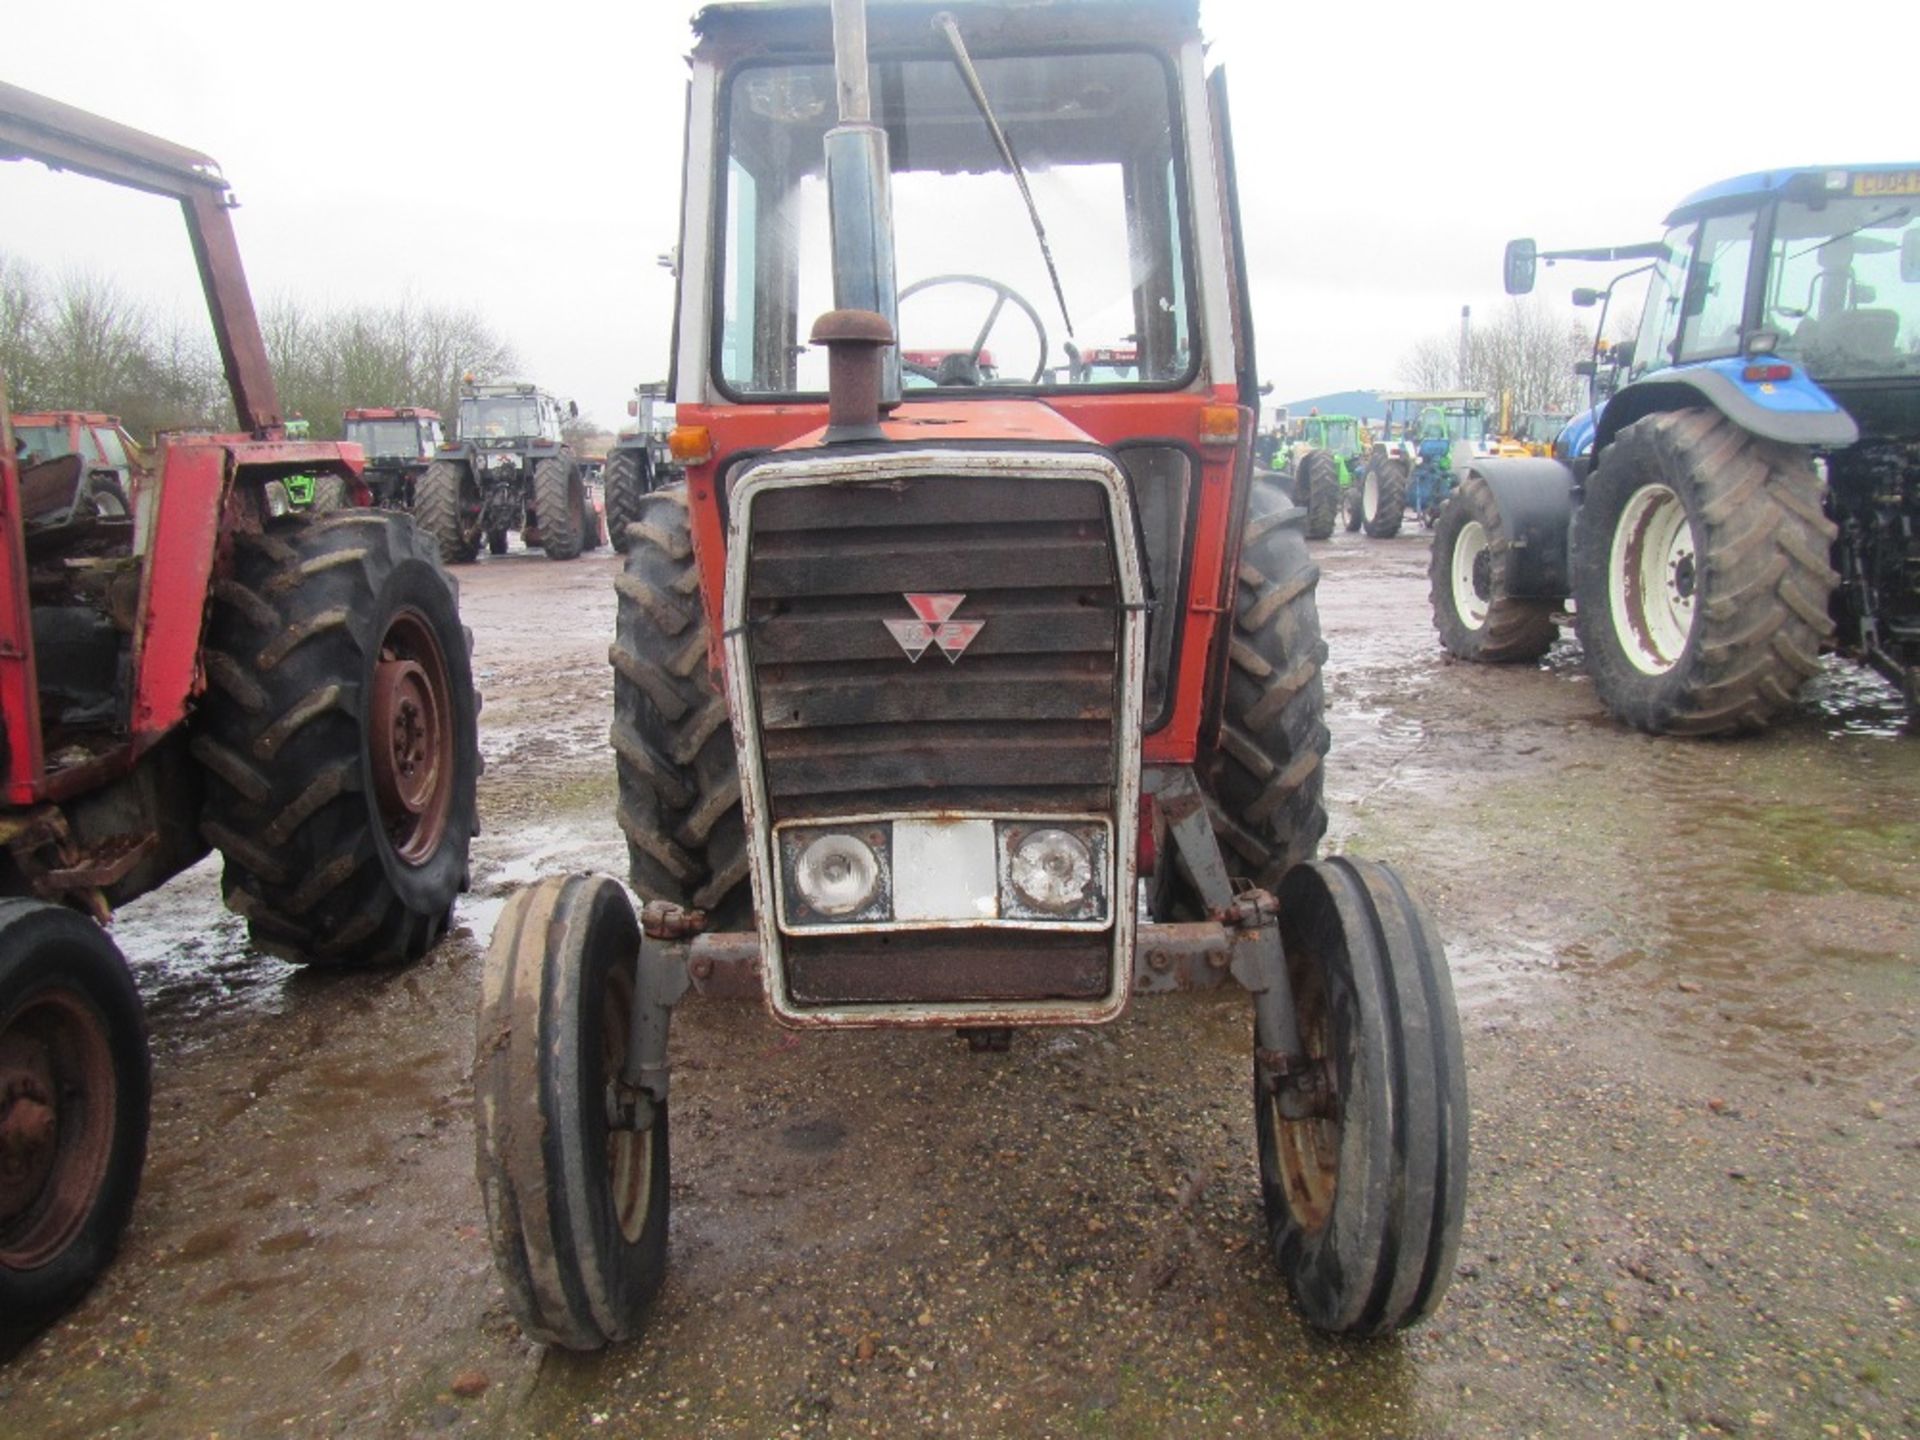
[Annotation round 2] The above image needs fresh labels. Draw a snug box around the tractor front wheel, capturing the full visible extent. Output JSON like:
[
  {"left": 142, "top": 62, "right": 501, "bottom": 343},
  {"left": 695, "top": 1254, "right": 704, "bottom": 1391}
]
[
  {"left": 1429, "top": 474, "right": 1557, "bottom": 663},
  {"left": 1360, "top": 458, "right": 1407, "bottom": 539},
  {"left": 194, "top": 511, "right": 480, "bottom": 967},
  {"left": 0, "top": 899, "right": 150, "bottom": 1329},
  {"left": 534, "top": 458, "right": 585, "bottom": 561},
  {"left": 475, "top": 874, "right": 670, "bottom": 1350},
  {"left": 1296, "top": 450, "right": 1340, "bottom": 542},
  {"left": 1573, "top": 409, "right": 1835, "bottom": 735},
  {"left": 415, "top": 460, "right": 483, "bottom": 564},
  {"left": 604, "top": 450, "right": 645, "bottom": 553},
  {"left": 1258, "top": 857, "right": 1467, "bottom": 1334}
]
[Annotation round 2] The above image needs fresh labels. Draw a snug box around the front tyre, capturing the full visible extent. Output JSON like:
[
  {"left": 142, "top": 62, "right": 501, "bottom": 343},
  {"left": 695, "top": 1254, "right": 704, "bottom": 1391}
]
[
  {"left": 604, "top": 450, "right": 645, "bottom": 553},
  {"left": 1360, "top": 457, "right": 1407, "bottom": 538},
  {"left": 1258, "top": 858, "right": 1468, "bottom": 1335},
  {"left": 1428, "top": 474, "right": 1557, "bottom": 663},
  {"left": 534, "top": 458, "right": 584, "bottom": 560},
  {"left": 0, "top": 900, "right": 150, "bottom": 1329},
  {"left": 194, "top": 511, "right": 480, "bottom": 967},
  {"left": 475, "top": 875, "right": 669, "bottom": 1350},
  {"left": 1297, "top": 450, "right": 1340, "bottom": 541},
  {"left": 1573, "top": 409, "right": 1836, "bottom": 735}
]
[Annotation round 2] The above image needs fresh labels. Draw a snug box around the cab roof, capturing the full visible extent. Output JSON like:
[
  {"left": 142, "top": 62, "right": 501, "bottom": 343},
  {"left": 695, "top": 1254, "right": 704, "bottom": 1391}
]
[
  {"left": 1669, "top": 163, "right": 1919, "bottom": 221},
  {"left": 691, "top": 0, "right": 1201, "bottom": 58}
]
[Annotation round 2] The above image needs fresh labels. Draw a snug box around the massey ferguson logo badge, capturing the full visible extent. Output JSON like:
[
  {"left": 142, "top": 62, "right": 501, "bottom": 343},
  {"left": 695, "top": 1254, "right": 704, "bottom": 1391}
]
[{"left": 884, "top": 593, "right": 985, "bottom": 663}]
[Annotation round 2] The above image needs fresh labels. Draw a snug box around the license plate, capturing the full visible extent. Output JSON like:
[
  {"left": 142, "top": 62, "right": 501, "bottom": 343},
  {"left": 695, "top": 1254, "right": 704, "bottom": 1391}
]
[{"left": 1851, "top": 170, "right": 1920, "bottom": 198}]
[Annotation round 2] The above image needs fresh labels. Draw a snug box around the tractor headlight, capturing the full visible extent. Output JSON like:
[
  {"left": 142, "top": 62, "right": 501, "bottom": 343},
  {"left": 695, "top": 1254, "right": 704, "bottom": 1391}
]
[
  {"left": 1007, "top": 828, "right": 1094, "bottom": 914},
  {"left": 793, "top": 833, "right": 881, "bottom": 917}
]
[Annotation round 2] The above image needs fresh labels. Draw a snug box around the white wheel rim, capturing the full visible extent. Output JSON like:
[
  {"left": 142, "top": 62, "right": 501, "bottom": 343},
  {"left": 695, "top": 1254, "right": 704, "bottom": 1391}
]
[
  {"left": 1451, "top": 520, "right": 1490, "bottom": 629},
  {"left": 1363, "top": 474, "right": 1379, "bottom": 520},
  {"left": 1608, "top": 483, "right": 1697, "bottom": 675}
]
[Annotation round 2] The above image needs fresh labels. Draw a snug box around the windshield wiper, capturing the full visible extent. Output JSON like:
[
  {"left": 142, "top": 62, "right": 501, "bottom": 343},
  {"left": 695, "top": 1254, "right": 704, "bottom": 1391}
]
[
  {"left": 933, "top": 11, "right": 1076, "bottom": 341},
  {"left": 1787, "top": 204, "right": 1912, "bottom": 263}
]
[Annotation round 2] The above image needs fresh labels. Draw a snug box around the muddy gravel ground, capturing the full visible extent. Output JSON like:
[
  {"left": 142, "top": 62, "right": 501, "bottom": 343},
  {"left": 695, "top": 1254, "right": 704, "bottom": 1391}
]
[{"left": 3, "top": 525, "right": 1915, "bottom": 1439}]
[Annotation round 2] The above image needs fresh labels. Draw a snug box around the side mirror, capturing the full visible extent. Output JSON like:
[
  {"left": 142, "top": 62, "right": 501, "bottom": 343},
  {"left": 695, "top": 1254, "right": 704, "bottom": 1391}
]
[
  {"left": 1573, "top": 360, "right": 1597, "bottom": 377},
  {"left": 1503, "top": 238, "right": 1538, "bottom": 296},
  {"left": 1570, "top": 287, "right": 1600, "bottom": 308},
  {"left": 1902, "top": 229, "right": 1920, "bottom": 283}
]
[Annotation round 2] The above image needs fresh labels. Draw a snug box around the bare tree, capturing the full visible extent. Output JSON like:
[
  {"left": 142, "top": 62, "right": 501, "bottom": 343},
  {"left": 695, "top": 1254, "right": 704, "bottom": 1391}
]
[
  {"left": 1400, "top": 297, "right": 1591, "bottom": 418},
  {"left": 2, "top": 250, "right": 515, "bottom": 444}
]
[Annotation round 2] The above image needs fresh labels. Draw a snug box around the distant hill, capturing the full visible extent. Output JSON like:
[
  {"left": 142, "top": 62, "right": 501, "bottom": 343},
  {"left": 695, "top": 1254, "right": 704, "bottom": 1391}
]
[{"left": 1277, "top": 389, "right": 1386, "bottom": 422}]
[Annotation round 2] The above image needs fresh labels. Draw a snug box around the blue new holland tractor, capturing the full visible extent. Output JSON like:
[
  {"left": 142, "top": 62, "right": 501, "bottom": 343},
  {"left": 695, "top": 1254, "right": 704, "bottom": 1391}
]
[{"left": 1429, "top": 164, "right": 1920, "bottom": 734}]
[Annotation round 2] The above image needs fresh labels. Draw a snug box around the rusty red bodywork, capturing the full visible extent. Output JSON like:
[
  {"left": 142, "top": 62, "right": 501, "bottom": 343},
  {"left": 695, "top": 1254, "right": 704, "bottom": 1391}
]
[
  {"left": 0, "top": 83, "right": 361, "bottom": 864},
  {"left": 680, "top": 385, "right": 1247, "bottom": 766}
]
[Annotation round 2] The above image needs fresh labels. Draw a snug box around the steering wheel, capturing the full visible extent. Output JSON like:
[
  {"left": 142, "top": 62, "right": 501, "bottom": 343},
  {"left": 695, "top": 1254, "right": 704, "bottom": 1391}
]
[{"left": 897, "top": 274, "right": 1050, "bottom": 385}]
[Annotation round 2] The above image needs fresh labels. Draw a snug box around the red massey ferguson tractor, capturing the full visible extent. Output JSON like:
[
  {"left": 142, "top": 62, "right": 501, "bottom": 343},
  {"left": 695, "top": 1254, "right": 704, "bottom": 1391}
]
[
  {"left": 475, "top": 0, "right": 1467, "bottom": 1350},
  {"left": 0, "top": 84, "right": 479, "bottom": 1327}
]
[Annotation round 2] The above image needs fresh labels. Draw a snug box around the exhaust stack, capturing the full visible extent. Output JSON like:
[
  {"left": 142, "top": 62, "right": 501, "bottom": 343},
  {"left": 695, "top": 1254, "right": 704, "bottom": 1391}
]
[{"left": 819, "top": 0, "right": 901, "bottom": 429}]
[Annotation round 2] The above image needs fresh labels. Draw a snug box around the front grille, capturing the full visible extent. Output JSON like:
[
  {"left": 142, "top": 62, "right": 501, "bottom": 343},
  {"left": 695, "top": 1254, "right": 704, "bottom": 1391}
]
[{"left": 743, "top": 474, "right": 1122, "bottom": 823}]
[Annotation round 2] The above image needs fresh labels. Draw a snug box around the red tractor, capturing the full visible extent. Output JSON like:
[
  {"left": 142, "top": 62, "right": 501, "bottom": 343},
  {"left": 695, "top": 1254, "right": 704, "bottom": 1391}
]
[
  {"left": 341, "top": 406, "right": 445, "bottom": 511},
  {"left": 0, "top": 84, "right": 479, "bottom": 1327},
  {"left": 475, "top": 0, "right": 1466, "bottom": 1351}
]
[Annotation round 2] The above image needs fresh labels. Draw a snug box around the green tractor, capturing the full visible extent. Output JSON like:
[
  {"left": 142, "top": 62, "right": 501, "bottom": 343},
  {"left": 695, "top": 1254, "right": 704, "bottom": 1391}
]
[
  {"left": 278, "top": 418, "right": 357, "bottom": 514},
  {"left": 1280, "top": 412, "right": 1369, "bottom": 539}
]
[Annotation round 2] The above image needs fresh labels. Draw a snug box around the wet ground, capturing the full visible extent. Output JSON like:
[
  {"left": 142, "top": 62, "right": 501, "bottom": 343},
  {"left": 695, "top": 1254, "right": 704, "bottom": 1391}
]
[{"left": 3, "top": 527, "right": 1915, "bottom": 1439}]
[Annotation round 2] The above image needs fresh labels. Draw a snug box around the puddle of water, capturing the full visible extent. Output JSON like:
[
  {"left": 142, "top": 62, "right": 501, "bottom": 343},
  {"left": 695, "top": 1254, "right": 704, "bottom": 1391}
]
[{"left": 1802, "top": 654, "right": 1912, "bottom": 740}]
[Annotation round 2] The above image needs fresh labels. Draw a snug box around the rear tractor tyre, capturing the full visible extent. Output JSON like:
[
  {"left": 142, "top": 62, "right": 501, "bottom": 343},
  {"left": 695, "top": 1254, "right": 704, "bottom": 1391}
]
[
  {"left": 535, "top": 458, "right": 585, "bottom": 561},
  {"left": 1360, "top": 457, "right": 1408, "bottom": 539},
  {"left": 307, "top": 473, "right": 352, "bottom": 515},
  {"left": 1428, "top": 474, "right": 1557, "bottom": 663},
  {"left": 195, "top": 510, "right": 480, "bottom": 968},
  {"left": 1343, "top": 481, "right": 1364, "bottom": 533},
  {"left": 0, "top": 899, "right": 150, "bottom": 1330},
  {"left": 1297, "top": 450, "right": 1340, "bottom": 542},
  {"left": 1573, "top": 408, "right": 1836, "bottom": 735},
  {"left": 475, "top": 874, "right": 669, "bottom": 1351},
  {"left": 487, "top": 528, "right": 509, "bottom": 556},
  {"left": 1258, "top": 857, "right": 1468, "bottom": 1335},
  {"left": 1181, "top": 474, "right": 1329, "bottom": 899},
  {"left": 604, "top": 450, "right": 645, "bottom": 553},
  {"left": 610, "top": 486, "right": 751, "bottom": 927},
  {"left": 415, "top": 460, "right": 483, "bottom": 565}
]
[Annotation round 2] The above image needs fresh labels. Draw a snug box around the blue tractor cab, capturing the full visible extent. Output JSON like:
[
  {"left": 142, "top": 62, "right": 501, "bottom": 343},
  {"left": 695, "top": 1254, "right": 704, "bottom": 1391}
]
[{"left": 1429, "top": 164, "right": 1920, "bottom": 733}]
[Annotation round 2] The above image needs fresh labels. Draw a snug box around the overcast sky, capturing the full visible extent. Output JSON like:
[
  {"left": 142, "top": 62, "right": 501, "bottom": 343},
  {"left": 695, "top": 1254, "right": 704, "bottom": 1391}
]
[{"left": 4, "top": 0, "right": 1914, "bottom": 427}]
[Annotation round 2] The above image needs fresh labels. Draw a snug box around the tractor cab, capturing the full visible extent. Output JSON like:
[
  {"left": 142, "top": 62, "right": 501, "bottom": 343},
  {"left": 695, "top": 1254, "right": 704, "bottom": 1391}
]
[
  {"left": 344, "top": 406, "right": 444, "bottom": 461},
  {"left": 456, "top": 383, "right": 568, "bottom": 446}
]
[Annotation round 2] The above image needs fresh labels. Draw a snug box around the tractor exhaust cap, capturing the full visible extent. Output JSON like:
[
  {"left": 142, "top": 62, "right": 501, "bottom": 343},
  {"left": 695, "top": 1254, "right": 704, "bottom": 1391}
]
[{"left": 810, "top": 308, "right": 894, "bottom": 442}]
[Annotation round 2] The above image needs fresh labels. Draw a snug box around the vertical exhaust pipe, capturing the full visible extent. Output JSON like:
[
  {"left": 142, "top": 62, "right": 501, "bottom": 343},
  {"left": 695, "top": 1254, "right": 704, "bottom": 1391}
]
[{"left": 814, "top": 0, "right": 901, "bottom": 433}]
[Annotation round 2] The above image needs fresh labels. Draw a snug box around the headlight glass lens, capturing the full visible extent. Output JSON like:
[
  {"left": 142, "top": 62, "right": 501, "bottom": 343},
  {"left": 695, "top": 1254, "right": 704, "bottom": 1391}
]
[
  {"left": 794, "top": 833, "right": 880, "bottom": 916},
  {"left": 1010, "top": 828, "right": 1093, "bottom": 912}
]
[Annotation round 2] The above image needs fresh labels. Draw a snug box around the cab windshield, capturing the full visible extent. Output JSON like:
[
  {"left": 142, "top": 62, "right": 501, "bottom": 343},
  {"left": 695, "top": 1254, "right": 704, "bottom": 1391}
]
[
  {"left": 347, "top": 419, "right": 430, "bottom": 457},
  {"left": 718, "top": 47, "right": 1194, "bottom": 396},
  {"left": 14, "top": 424, "right": 72, "bottom": 461},
  {"left": 1768, "top": 195, "right": 1920, "bottom": 380},
  {"left": 461, "top": 396, "right": 541, "bottom": 440},
  {"left": 1320, "top": 419, "right": 1359, "bottom": 452}
]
